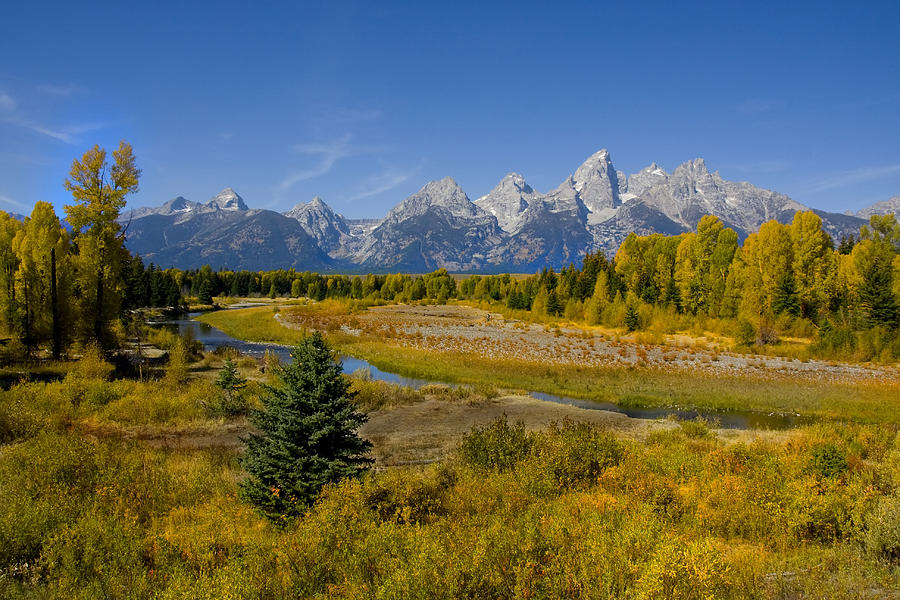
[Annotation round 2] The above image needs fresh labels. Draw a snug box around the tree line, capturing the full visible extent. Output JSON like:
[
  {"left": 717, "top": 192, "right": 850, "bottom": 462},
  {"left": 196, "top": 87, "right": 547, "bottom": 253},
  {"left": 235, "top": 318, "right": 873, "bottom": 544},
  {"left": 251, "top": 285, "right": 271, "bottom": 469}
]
[{"left": 183, "top": 211, "right": 898, "bottom": 338}]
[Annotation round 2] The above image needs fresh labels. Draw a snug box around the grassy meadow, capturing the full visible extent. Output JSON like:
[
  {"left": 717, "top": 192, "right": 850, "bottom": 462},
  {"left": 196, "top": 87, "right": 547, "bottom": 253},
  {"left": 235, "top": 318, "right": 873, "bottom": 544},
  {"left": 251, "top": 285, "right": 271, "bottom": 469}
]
[{"left": 1, "top": 348, "right": 900, "bottom": 597}]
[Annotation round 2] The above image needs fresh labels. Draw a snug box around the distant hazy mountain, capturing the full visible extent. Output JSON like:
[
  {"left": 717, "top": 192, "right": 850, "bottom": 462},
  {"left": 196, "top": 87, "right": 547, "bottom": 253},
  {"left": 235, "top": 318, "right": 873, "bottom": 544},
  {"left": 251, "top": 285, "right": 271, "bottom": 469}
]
[
  {"left": 122, "top": 188, "right": 248, "bottom": 222},
  {"left": 121, "top": 150, "right": 875, "bottom": 272},
  {"left": 857, "top": 196, "right": 900, "bottom": 219},
  {"left": 121, "top": 196, "right": 201, "bottom": 221},
  {"left": 122, "top": 188, "right": 329, "bottom": 270}
]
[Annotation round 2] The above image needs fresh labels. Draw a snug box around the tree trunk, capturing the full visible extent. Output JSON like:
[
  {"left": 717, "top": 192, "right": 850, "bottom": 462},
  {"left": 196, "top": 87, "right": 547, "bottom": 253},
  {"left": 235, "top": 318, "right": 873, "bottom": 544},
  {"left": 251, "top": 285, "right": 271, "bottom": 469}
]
[
  {"left": 22, "top": 278, "right": 30, "bottom": 354},
  {"left": 50, "top": 247, "right": 60, "bottom": 359},
  {"left": 95, "top": 271, "right": 104, "bottom": 345}
]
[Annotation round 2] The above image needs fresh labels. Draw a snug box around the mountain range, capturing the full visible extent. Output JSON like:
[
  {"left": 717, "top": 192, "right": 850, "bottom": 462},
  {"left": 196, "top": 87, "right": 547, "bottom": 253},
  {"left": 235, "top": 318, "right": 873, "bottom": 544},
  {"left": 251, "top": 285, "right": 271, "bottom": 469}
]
[{"left": 119, "top": 149, "right": 896, "bottom": 272}]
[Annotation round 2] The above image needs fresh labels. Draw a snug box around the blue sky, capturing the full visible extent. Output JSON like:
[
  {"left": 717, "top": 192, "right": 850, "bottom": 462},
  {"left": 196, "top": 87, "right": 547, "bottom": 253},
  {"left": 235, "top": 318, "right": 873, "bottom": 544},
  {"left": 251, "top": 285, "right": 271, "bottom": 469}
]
[{"left": 1, "top": 0, "right": 898, "bottom": 218}]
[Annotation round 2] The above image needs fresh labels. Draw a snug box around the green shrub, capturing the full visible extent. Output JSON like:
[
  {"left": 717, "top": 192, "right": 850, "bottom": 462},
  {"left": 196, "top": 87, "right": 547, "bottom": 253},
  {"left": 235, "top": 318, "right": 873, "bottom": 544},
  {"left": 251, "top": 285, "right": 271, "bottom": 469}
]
[
  {"left": 0, "top": 432, "right": 101, "bottom": 567},
  {"left": 472, "top": 382, "right": 500, "bottom": 400},
  {"left": 865, "top": 492, "right": 900, "bottom": 564},
  {"left": 165, "top": 339, "right": 190, "bottom": 385},
  {"left": 0, "top": 392, "right": 40, "bottom": 444},
  {"left": 635, "top": 537, "right": 734, "bottom": 600},
  {"left": 349, "top": 377, "right": 422, "bottom": 411},
  {"left": 68, "top": 344, "right": 115, "bottom": 381},
  {"left": 363, "top": 465, "right": 456, "bottom": 525},
  {"left": 735, "top": 319, "right": 756, "bottom": 347},
  {"left": 809, "top": 443, "right": 849, "bottom": 479},
  {"left": 679, "top": 418, "right": 715, "bottom": 440},
  {"left": 459, "top": 416, "right": 533, "bottom": 473},
  {"left": 529, "top": 419, "right": 624, "bottom": 491},
  {"left": 40, "top": 511, "right": 151, "bottom": 598}
]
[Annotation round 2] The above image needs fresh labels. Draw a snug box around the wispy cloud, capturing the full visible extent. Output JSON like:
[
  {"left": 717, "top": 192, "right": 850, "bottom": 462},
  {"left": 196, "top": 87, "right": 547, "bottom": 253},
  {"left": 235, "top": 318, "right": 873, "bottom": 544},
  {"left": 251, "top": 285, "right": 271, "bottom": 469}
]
[
  {"left": 346, "top": 169, "right": 413, "bottom": 201},
  {"left": 0, "top": 193, "right": 26, "bottom": 210},
  {"left": 0, "top": 92, "right": 15, "bottom": 111},
  {"left": 36, "top": 83, "right": 85, "bottom": 97},
  {"left": 218, "top": 132, "right": 234, "bottom": 141},
  {"left": 0, "top": 90, "right": 108, "bottom": 143},
  {"left": 9, "top": 117, "right": 109, "bottom": 144},
  {"left": 278, "top": 134, "right": 353, "bottom": 193},
  {"left": 803, "top": 164, "right": 900, "bottom": 193}
]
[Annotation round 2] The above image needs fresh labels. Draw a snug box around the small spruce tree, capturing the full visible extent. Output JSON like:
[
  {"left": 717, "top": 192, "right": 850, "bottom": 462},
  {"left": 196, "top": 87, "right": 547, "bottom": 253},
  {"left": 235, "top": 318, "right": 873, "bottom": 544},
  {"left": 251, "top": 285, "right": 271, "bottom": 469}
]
[
  {"left": 240, "top": 332, "right": 372, "bottom": 524},
  {"left": 198, "top": 278, "right": 215, "bottom": 305},
  {"left": 624, "top": 304, "right": 640, "bottom": 332},
  {"left": 215, "top": 357, "right": 248, "bottom": 416},
  {"left": 772, "top": 273, "right": 801, "bottom": 317},
  {"left": 860, "top": 257, "right": 900, "bottom": 329}
]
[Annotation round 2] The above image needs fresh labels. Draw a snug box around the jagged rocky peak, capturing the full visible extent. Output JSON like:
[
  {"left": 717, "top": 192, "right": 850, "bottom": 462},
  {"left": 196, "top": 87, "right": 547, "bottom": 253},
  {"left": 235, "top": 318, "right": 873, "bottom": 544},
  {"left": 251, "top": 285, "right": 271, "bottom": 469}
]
[
  {"left": 496, "top": 172, "right": 534, "bottom": 195},
  {"left": 642, "top": 162, "right": 668, "bottom": 177},
  {"left": 205, "top": 187, "right": 249, "bottom": 211},
  {"left": 625, "top": 162, "right": 670, "bottom": 198},
  {"left": 119, "top": 195, "right": 202, "bottom": 221},
  {"left": 283, "top": 195, "right": 350, "bottom": 254},
  {"left": 560, "top": 148, "right": 622, "bottom": 215},
  {"left": 387, "top": 176, "right": 481, "bottom": 220},
  {"left": 161, "top": 196, "right": 195, "bottom": 212},
  {"left": 673, "top": 158, "right": 711, "bottom": 178},
  {"left": 667, "top": 158, "right": 725, "bottom": 199},
  {"left": 474, "top": 172, "right": 537, "bottom": 231},
  {"left": 286, "top": 195, "right": 336, "bottom": 218}
]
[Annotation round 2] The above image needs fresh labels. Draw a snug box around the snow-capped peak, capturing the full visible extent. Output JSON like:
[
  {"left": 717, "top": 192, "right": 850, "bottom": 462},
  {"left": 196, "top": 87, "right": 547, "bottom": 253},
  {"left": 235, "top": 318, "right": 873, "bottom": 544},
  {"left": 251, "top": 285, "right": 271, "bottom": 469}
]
[{"left": 206, "top": 187, "right": 249, "bottom": 211}]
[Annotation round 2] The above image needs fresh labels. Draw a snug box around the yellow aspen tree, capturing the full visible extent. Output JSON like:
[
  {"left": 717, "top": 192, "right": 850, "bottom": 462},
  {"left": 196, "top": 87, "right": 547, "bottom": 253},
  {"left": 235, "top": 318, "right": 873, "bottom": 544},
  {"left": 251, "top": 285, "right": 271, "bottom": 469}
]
[
  {"left": 789, "top": 211, "right": 835, "bottom": 318},
  {"left": 64, "top": 141, "right": 141, "bottom": 346},
  {"left": 12, "top": 202, "right": 72, "bottom": 356},
  {"left": 755, "top": 220, "right": 794, "bottom": 314}
]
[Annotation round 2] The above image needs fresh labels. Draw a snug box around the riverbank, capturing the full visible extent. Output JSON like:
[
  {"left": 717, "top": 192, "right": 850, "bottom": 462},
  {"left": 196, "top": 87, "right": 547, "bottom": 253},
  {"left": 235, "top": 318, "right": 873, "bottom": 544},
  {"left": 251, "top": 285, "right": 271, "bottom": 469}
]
[{"left": 196, "top": 304, "right": 900, "bottom": 425}]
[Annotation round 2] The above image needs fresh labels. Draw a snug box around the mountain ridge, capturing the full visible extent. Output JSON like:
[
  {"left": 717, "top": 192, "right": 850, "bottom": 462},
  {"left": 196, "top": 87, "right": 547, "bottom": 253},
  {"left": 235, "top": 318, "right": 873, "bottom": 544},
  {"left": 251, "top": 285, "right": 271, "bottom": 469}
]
[{"left": 120, "top": 150, "right": 891, "bottom": 271}]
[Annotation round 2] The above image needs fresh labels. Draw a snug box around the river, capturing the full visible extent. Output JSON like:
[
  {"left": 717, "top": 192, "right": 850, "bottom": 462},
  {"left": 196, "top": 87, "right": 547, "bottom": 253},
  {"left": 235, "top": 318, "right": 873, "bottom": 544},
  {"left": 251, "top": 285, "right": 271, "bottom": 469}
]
[{"left": 160, "top": 315, "right": 812, "bottom": 430}]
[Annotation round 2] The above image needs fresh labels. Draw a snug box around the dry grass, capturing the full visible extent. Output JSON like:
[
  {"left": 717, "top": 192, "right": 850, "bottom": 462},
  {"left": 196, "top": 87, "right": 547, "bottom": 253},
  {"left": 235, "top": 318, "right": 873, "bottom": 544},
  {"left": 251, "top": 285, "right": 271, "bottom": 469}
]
[{"left": 361, "top": 393, "right": 670, "bottom": 467}]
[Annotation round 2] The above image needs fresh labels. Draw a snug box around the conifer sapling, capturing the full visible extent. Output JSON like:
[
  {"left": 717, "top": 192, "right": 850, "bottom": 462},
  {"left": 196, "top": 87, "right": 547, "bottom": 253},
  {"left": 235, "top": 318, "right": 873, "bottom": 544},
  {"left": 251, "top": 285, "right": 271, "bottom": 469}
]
[{"left": 215, "top": 357, "right": 248, "bottom": 415}]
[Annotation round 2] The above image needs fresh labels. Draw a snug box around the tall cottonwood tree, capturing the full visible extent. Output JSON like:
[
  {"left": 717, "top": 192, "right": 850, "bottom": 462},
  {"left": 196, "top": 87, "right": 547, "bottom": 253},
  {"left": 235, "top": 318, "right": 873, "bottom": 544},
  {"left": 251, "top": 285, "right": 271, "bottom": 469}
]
[
  {"left": 12, "top": 202, "right": 72, "bottom": 357},
  {"left": 673, "top": 216, "right": 737, "bottom": 315},
  {"left": 64, "top": 141, "right": 140, "bottom": 346}
]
